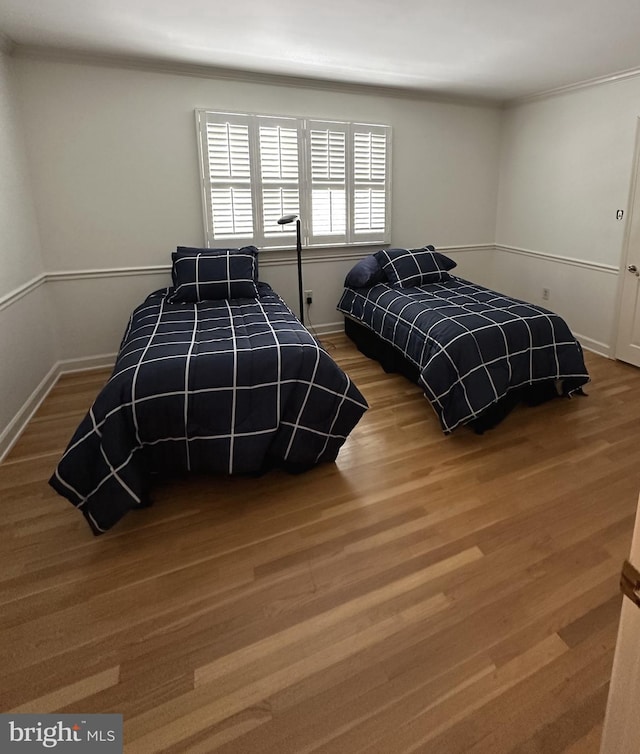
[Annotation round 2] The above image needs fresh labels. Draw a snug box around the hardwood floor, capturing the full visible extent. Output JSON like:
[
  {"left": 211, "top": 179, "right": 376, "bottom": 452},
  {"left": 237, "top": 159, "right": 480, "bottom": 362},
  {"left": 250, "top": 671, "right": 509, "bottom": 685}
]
[{"left": 2, "top": 334, "right": 640, "bottom": 753}]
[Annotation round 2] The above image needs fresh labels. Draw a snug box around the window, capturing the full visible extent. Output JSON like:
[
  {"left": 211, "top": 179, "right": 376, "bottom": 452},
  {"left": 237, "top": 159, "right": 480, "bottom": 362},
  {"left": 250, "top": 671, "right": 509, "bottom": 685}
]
[{"left": 196, "top": 109, "right": 391, "bottom": 249}]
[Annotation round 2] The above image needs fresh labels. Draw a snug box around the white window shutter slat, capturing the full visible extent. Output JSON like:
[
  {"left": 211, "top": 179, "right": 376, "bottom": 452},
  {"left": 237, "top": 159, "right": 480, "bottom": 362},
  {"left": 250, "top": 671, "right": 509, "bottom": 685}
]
[
  {"left": 310, "top": 129, "right": 346, "bottom": 181},
  {"left": 353, "top": 132, "right": 387, "bottom": 182},
  {"left": 354, "top": 189, "right": 386, "bottom": 232},
  {"left": 312, "top": 189, "right": 346, "bottom": 236},
  {"left": 206, "top": 123, "right": 251, "bottom": 180},
  {"left": 259, "top": 125, "right": 299, "bottom": 182},
  {"left": 263, "top": 188, "right": 300, "bottom": 237},
  {"left": 210, "top": 187, "right": 254, "bottom": 238}
]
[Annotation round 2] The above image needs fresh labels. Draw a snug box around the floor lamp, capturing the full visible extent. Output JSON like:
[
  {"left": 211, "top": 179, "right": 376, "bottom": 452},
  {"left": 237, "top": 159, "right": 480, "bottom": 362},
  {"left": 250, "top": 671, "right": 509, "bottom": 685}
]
[{"left": 277, "top": 214, "right": 305, "bottom": 325}]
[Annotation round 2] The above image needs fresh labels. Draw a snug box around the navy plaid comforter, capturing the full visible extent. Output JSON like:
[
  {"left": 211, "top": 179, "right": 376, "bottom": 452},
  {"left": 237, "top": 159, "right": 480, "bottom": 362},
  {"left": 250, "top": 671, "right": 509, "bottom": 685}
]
[
  {"left": 51, "top": 283, "right": 368, "bottom": 534},
  {"left": 338, "top": 277, "right": 589, "bottom": 433}
]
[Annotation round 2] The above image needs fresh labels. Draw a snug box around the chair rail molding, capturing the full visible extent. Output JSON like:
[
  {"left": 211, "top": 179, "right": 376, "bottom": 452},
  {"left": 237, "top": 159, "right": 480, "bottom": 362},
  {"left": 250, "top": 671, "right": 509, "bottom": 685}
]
[
  {"left": 0, "top": 273, "right": 46, "bottom": 312},
  {"left": 0, "top": 243, "right": 492, "bottom": 295},
  {"left": 495, "top": 243, "right": 619, "bottom": 274}
]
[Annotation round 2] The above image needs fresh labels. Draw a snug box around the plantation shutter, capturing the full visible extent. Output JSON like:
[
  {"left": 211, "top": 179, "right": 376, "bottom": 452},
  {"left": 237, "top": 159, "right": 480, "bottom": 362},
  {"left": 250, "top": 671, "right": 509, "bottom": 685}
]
[
  {"left": 257, "top": 116, "right": 302, "bottom": 245},
  {"left": 352, "top": 124, "right": 390, "bottom": 243},
  {"left": 198, "top": 111, "right": 255, "bottom": 243},
  {"left": 197, "top": 110, "right": 391, "bottom": 249},
  {"left": 307, "top": 120, "right": 348, "bottom": 246}
]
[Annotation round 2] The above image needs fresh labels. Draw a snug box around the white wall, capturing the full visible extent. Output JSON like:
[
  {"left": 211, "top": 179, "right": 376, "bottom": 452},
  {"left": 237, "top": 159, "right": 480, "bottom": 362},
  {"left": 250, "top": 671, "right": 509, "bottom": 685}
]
[
  {"left": 0, "top": 51, "right": 45, "bottom": 296},
  {"left": 0, "top": 47, "right": 58, "bottom": 455},
  {"left": 5, "top": 49, "right": 640, "bottom": 451},
  {"left": 496, "top": 77, "right": 640, "bottom": 354},
  {"left": 12, "top": 54, "right": 502, "bottom": 358}
]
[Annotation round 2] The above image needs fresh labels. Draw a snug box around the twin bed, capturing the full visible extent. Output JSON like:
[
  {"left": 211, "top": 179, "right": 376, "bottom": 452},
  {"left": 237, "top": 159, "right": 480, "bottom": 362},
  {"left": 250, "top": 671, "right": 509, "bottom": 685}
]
[
  {"left": 50, "top": 247, "right": 368, "bottom": 534},
  {"left": 50, "top": 244, "right": 589, "bottom": 533},
  {"left": 337, "top": 246, "right": 589, "bottom": 434}
]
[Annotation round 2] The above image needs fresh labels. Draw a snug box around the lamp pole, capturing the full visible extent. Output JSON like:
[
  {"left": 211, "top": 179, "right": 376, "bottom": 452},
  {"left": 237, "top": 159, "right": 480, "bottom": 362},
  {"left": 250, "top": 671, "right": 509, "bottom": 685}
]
[{"left": 277, "top": 214, "right": 305, "bottom": 325}]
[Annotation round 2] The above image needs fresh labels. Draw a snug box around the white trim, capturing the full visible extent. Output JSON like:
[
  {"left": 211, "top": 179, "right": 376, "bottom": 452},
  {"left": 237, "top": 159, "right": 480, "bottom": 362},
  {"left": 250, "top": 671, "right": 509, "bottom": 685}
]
[
  {"left": 573, "top": 333, "right": 612, "bottom": 359},
  {"left": 515, "top": 66, "right": 640, "bottom": 105},
  {"left": 1, "top": 245, "right": 495, "bottom": 303},
  {"left": 0, "top": 268, "right": 171, "bottom": 315},
  {"left": 439, "top": 243, "right": 494, "bottom": 253},
  {"left": 1, "top": 237, "right": 610, "bottom": 463},
  {"left": 612, "top": 117, "right": 640, "bottom": 362},
  {"left": 13, "top": 45, "right": 497, "bottom": 107},
  {"left": 15, "top": 40, "right": 640, "bottom": 107},
  {"left": 0, "top": 354, "right": 116, "bottom": 463},
  {"left": 0, "top": 362, "right": 59, "bottom": 462},
  {"left": 59, "top": 353, "right": 117, "bottom": 373},
  {"left": 0, "top": 274, "right": 46, "bottom": 312},
  {"left": 47, "top": 265, "right": 171, "bottom": 281},
  {"left": 0, "top": 245, "right": 494, "bottom": 313},
  {"left": 495, "top": 244, "right": 619, "bottom": 274},
  {"left": 309, "top": 320, "right": 345, "bottom": 337},
  {"left": 0, "top": 246, "right": 493, "bottom": 310}
]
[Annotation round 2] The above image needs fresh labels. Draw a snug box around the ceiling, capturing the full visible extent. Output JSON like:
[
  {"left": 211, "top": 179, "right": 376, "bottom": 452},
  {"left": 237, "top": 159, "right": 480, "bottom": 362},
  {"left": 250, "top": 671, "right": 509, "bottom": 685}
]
[{"left": 1, "top": 0, "right": 640, "bottom": 101}]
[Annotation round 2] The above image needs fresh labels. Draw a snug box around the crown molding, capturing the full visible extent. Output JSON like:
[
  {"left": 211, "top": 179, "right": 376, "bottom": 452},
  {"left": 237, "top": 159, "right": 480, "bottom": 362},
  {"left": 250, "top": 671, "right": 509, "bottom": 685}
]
[
  {"left": 511, "top": 65, "right": 640, "bottom": 105},
  {"left": 12, "top": 44, "right": 501, "bottom": 108},
  {"left": 10, "top": 39, "right": 640, "bottom": 107}
]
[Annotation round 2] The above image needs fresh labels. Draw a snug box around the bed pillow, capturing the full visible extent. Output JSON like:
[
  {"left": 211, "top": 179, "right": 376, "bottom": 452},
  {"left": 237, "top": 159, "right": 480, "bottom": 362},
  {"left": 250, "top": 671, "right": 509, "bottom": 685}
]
[
  {"left": 173, "top": 244, "right": 259, "bottom": 261},
  {"left": 374, "top": 246, "right": 456, "bottom": 287},
  {"left": 171, "top": 245, "right": 259, "bottom": 285},
  {"left": 168, "top": 248, "right": 259, "bottom": 303},
  {"left": 344, "top": 255, "right": 385, "bottom": 288}
]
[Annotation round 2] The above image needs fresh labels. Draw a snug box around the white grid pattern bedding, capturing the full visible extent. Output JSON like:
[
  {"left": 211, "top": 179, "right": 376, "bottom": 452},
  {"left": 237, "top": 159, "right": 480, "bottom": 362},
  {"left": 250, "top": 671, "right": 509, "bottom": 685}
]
[
  {"left": 338, "top": 277, "right": 589, "bottom": 433},
  {"left": 51, "top": 283, "right": 368, "bottom": 534}
]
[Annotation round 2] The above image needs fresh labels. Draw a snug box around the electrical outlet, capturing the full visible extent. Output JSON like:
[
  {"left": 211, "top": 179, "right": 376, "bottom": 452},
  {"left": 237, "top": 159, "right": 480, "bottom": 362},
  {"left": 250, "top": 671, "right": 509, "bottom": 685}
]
[
  {"left": 304, "top": 289, "right": 313, "bottom": 305},
  {"left": 542, "top": 288, "right": 550, "bottom": 301}
]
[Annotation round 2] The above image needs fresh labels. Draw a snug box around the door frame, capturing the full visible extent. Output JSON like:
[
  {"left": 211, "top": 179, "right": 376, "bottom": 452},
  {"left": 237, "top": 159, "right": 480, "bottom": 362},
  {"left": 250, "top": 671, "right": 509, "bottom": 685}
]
[
  {"left": 612, "top": 116, "right": 640, "bottom": 361},
  {"left": 600, "top": 493, "right": 640, "bottom": 752}
]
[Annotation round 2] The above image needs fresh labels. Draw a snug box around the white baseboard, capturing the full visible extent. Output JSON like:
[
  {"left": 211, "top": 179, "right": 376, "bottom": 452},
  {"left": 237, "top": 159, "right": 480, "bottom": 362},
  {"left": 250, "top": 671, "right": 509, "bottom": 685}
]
[
  {"left": 574, "top": 333, "right": 612, "bottom": 358},
  {"left": 0, "top": 354, "right": 117, "bottom": 463},
  {"left": 310, "top": 320, "right": 344, "bottom": 336},
  {"left": 0, "top": 362, "right": 60, "bottom": 462},
  {"left": 59, "top": 353, "right": 117, "bottom": 374},
  {"left": 0, "top": 317, "right": 611, "bottom": 464}
]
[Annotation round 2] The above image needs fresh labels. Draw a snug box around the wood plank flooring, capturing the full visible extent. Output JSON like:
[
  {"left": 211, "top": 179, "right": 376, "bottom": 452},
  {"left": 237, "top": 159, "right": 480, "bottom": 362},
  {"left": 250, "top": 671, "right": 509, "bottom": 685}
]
[{"left": 2, "top": 334, "right": 640, "bottom": 752}]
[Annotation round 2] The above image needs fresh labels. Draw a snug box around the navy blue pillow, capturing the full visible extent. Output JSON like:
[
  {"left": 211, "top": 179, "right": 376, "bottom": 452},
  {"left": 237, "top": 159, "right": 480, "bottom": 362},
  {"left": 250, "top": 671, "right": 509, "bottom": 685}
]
[
  {"left": 167, "top": 249, "right": 258, "bottom": 303},
  {"left": 171, "top": 245, "right": 259, "bottom": 286},
  {"left": 344, "top": 255, "right": 385, "bottom": 288},
  {"left": 374, "top": 246, "right": 456, "bottom": 287}
]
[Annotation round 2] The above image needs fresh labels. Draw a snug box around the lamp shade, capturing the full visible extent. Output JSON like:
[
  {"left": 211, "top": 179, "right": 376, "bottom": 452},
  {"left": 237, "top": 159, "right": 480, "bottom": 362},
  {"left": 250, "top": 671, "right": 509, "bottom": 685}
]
[{"left": 277, "top": 214, "right": 298, "bottom": 225}]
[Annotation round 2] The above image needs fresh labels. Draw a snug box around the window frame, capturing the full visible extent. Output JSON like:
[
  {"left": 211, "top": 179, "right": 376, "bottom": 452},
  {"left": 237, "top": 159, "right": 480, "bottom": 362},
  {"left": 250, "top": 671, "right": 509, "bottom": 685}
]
[{"left": 196, "top": 109, "right": 392, "bottom": 250}]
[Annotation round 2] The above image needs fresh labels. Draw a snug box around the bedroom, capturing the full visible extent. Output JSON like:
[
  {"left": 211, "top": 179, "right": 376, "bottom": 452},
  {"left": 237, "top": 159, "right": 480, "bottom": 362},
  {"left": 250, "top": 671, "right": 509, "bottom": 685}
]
[{"left": 2, "top": 0, "right": 640, "bottom": 750}]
